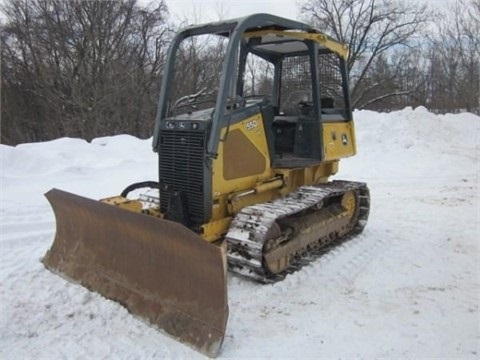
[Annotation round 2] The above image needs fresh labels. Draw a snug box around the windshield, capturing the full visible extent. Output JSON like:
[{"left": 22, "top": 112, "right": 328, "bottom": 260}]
[{"left": 169, "top": 34, "right": 229, "bottom": 116}]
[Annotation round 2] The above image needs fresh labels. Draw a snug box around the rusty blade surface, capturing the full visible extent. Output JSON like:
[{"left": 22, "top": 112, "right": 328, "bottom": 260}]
[{"left": 43, "top": 189, "right": 228, "bottom": 357}]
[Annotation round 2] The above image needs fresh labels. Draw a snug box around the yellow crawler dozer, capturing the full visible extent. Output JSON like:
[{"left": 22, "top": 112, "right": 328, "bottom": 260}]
[{"left": 43, "top": 14, "right": 370, "bottom": 357}]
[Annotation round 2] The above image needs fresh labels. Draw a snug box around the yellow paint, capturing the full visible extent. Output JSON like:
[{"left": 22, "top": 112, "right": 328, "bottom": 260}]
[
  {"left": 275, "top": 161, "right": 337, "bottom": 190},
  {"left": 201, "top": 217, "right": 233, "bottom": 242},
  {"left": 203, "top": 110, "right": 358, "bottom": 241},
  {"left": 322, "top": 121, "right": 357, "bottom": 160},
  {"left": 205, "top": 112, "right": 278, "bottom": 241},
  {"left": 101, "top": 196, "right": 142, "bottom": 213},
  {"left": 341, "top": 191, "right": 356, "bottom": 218},
  {"left": 102, "top": 115, "right": 357, "bottom": 243},
  {"left": 244, "top": 30, "right": 349, "bottom": 59},
  {"left": 212, "top": 113, "right": 272, "bottom": 196}
]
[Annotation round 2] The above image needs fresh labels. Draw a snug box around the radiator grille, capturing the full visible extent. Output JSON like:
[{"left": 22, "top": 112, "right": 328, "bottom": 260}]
[{"left": 159, "top": 130, "right": 206, "bottom": 224}]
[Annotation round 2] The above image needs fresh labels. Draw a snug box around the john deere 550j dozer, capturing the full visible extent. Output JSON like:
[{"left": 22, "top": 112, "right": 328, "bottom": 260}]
[{"left": 43, "top": 14, "right": 370, "bottom": 357}]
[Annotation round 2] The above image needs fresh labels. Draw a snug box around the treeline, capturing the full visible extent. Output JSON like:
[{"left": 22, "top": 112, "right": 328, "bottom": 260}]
[
  {"left": 300, "top": 0, "right": 479, "bottom": 113},
  {"left": 1, "top": 0, "right": 479, "bottom": 145},
  {"left": 1, "top": 0, "right": 170, "bottom": 144}
]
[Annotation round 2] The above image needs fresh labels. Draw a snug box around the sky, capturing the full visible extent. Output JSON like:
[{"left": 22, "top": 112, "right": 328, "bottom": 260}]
[
  {"left": 164, "top": 0, "right": 301, "bottom": 23},
  {"left": 163, "top": 0, "right": 457, "bottom": 24}
]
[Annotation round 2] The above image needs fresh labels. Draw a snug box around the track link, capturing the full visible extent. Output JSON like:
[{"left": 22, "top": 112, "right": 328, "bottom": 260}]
[{"left": 226, "top": 180, "right": 370, "bottom": 283}]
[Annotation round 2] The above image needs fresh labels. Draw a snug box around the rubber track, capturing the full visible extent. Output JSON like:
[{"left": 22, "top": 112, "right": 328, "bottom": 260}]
[{"left": 226, "top": 180, "right": 370, "bottom": 283}]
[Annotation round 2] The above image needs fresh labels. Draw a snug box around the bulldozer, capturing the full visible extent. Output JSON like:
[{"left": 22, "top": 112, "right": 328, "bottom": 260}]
[{"left": 43, "top": 14, "right": 370, "bottom": 357}]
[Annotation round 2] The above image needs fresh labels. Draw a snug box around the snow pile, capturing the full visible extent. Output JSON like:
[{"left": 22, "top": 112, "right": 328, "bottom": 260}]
[
  {"left": 1, "top": 135, "right": 156, "bottom": 204},
  {"left": 1, "top": 107, "right": 479, "bottom": 358}
]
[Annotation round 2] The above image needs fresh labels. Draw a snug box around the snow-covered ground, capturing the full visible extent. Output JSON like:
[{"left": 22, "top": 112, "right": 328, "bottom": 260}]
[{"left": 1, "top": 107, "right": 479, "bottom": 358}]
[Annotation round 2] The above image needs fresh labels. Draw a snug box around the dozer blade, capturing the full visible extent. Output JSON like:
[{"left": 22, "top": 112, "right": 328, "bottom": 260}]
[{"left": 42, "top": 189, "right": 228, "bottom": 357}]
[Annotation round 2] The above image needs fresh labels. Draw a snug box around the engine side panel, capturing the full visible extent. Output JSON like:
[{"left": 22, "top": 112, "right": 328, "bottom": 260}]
[{"left": 211, "top": 109, "right": 274, "bottom": 224}]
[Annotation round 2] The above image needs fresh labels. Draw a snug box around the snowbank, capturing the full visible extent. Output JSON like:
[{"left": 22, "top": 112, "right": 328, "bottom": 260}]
[{"left": 1, "top": 107, "right": 479, "bottom": 358}]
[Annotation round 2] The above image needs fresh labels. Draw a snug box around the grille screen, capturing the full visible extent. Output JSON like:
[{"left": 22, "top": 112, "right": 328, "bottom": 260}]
[
  {"left": 159, "top": 131, "right": 205, "bottom": 224},
  {"left": 280, "top": 55, "right": 312, "bottom": 115},
  {"left": 280, "top": 53, "right": 346, "bottom": 113},
  {"left": 318, "top": 53, "right": 345, "bottom": 109}
]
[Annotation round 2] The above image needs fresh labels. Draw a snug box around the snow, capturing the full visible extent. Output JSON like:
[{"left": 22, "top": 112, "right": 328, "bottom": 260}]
[{"left": 1, "top": 106, "right": 479, "bottom": 358}]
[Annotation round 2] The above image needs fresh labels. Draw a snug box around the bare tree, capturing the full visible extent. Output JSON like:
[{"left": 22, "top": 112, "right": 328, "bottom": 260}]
[
  {"left": 166, "top": 33, "right": 228, "bottom": 116},
  {"left": 299, "top": 0, "right": 429, "bottom": 109},
  {"left": 244, "top": 54, "right": 274, "bottom": 96},
  {"left": 353, "top": 46, "right": 433, "bottom": 111},
  {"left": 1, "top": 0, "right": 170, "bottom": 144},
  {"left": 424, "top": 0, "right": 479, "bottom": 114}
]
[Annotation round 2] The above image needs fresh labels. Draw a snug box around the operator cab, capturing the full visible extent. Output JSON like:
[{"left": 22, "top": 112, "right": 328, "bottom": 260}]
[
  {"left": 237, "top": 30, "right": 352, "bottom": 167},
  {"left": 155, "top": 17, "right": 352, "bottom": 169}
]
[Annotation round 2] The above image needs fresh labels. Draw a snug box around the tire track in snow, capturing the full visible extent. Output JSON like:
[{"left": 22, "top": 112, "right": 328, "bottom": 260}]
[
  {"left": 271, "top": 226, "right": 396, "bottom": 297},
  {"left": 224, "top": 227, "right": 397, "bottom": 356},
  {"left": 1, "top": 219, "right": 54, "bottom": 235},
  {"left": 1, "top": 204, "right": 58, "bottom": 350},
  {"left": 0, "top": 204, "right": 54, "bottom": 241}
]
